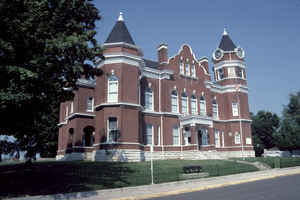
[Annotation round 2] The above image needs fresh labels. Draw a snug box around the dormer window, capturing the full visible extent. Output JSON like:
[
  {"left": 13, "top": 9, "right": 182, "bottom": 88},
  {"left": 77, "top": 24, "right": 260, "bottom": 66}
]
[
  {"left": 191, "top": 64, "right": 196, "bottom": 77},
  {"left": 180, "top": 60, "right": 184, "bottom": 74}
]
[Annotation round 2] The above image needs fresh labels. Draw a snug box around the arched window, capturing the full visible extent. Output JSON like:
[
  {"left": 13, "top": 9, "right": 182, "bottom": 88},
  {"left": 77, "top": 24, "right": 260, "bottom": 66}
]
[
  {"left": 108, "top": 75, "right": 118, "bottom": 103},
  {"left": 171, "top": 90, "right": 178, "bottom": 113},
  {"left": 185, "top": 63, "right": 190, "bottom": 76},
  {"left": 215, "top": 129, "right": 220, "bottom": 148},
  {"left": 200, "top": 95, "right": 206, "bottom": 116},
  {"left": 145, "top": 87, "right": 153, "bottom": 111},
  {"left": 191, "top": 94, "right": 197, "bottom": 115},
  {"left": 181, "top": 91, "right": 188, "bottom": 114},
  {"left": 212, "top": 99, "right": 218, "bottom": 118}
]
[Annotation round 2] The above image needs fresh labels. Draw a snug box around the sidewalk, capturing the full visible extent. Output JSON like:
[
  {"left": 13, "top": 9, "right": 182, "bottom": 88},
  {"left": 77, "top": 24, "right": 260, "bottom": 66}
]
[{"left": 7, "top": 166, "right": 300, "bottom": 200}]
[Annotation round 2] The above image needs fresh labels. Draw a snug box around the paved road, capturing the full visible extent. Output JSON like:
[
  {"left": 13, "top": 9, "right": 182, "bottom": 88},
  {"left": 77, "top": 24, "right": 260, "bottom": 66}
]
[{"left": 149, "top": 174, "right": 300, "bottom": 200}]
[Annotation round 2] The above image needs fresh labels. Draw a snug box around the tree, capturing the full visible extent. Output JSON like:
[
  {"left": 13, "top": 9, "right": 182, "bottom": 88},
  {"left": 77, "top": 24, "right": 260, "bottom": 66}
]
[
  {"left": 0, "top": 136, "right": 18, "bottom": 162},
  {"left": 274, "top": 91, "right": 300, "bottom": 151},
  {"left": 251, "top": 111, "right": 280, "bottom": 156},
  {"left": 0, "top": 0, "right": 103, "bottom": 160}
]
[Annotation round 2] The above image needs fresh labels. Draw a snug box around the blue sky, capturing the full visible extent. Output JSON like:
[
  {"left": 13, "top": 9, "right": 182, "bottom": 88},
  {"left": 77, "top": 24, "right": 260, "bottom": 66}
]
[{"left": 94, "top": 0, "right": 300, "bottom": 116}]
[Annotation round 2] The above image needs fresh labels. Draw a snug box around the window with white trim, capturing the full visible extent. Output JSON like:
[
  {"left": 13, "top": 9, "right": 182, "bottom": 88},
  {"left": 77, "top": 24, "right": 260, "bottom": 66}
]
[
  {"left": 212, "top": 99, "right": 218, "bottom": 118},
  {"left": 201, "top": 129, "right": 209, "bottom": 145},
  {"left": 228, "top": 67, "right": 236, "bottom": 78},
  {"left": 191, "top": 64, "right": 196, "bottom": 77},
  {"left": 218, "top": 68, "right": 224, "bottom": 80},
  {"left": 185, "top": 63, "right": 190, "bottom": 76},
  {"left": 157, "top": 125, "right": 161, "bottom": 146},
  {"left": 180, "top": 61, "right": 184, "bottom": 74},
  {"left": 145, "top": 87, "right": 153, "bottom": 111},
  {"left": 86, "top": 97, "right": 94, "bottom": 112},
  {"left": 173, "top": 126, "right": 180, "bottom": 146},
  {"left": 236, "top": 68, "right": 244, "bottom": 78},
  {"left": 145, "top": 124, "right": 153, "bottom": 145},
  {"left": 191, "top": 94, "right": 197, "bottom": 115},
  {"left": 108, "top": 75, "right": 118, "bottom": 103},
  {"left": 200, "top": 96, "right": 206, "bottom": 116},
  {"left": 181, "top": 92, "right": 188, "bottom": 114},
  {"left": 107, "top": 117, "right": 118, "bottom": 143},
  {"left": 232, "top": 102, "right": 239, "bottom": 116},
  {"left": 235, "top": 132, "right": 241, "bottom": 144},
  {"left": 171, "top": 90, "right": 178, "bottom": 113},
  {"left": 184, "top": 127, "right": 191, "bottom": 145},
  {"left": 215, "top": 130, "right": 220, "bottom": 148}
]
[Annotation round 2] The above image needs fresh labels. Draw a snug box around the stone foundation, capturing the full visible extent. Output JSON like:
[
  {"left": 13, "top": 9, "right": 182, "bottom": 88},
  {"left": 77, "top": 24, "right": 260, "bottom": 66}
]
[{"left": 56, "top": 149, "right": 255, "bottom": 162}]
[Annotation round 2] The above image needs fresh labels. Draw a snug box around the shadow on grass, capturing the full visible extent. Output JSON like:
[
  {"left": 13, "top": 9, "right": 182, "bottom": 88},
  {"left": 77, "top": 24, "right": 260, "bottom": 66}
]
[{"left": 0, "top": 161, "right": 134, "bottom": 199}]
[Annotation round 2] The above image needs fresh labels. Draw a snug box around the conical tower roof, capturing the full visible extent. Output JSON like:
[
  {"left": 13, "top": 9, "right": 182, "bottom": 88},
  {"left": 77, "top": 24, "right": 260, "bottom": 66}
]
[
  {"left": 218, "top": 28, "right": 236, "bottom": 51},
  {"left": 105, "top": 12, "right": 135, "bottom": 45}
]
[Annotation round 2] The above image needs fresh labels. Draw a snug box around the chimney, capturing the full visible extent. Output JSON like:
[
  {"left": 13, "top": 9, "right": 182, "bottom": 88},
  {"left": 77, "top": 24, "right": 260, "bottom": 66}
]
[{"left": 157, "top": 43, "right": 168, "bottom": 66}]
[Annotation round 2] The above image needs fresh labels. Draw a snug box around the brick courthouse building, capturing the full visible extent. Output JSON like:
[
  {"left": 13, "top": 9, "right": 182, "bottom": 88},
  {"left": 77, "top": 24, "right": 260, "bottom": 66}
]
[{"left": 57, "top": 13, "right": 255, "bottom": 161}]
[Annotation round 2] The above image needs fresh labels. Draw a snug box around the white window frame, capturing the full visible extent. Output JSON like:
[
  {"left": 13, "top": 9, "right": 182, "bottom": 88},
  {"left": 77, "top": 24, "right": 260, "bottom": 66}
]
[
  {"left": 228, "top": 67, "right": 236, "bottom": 78},
  {"left": 185, "top": 63, "right": 190, "bottom": 76},
  {"left": 235, "top": 132, "right": 241, "bottom": 144},
  {"left": 70, "top": 101, "right": 74, "bottom": 113},
  {"left": 145, "top": 124, "right": 153, "bottom": 145},
  {"left": 212, "top": 102, "right": 218, "bottom": 118},
  {"left": 181, "top": 95, "right": 188, "bottom": 114},
  {"left": 215, "top": 130, "right": 220, "bottom": 148},
  {"left": 173, "top": 126, "right": 180, "bottom": 146},
  {"left": 218, "top": 68, "right": 224, "bottom": 80},
  {"left": 108, "top": 75, "right": 118, "bottom": 103},
  {"left": 145, "top": 87, "right": 154, "bottom": 111},
  {"left": 232, "top": 102, "right": 239, "bottom": 117},
  {"left": 171, "top": 90, "right": 178, "bottom": 113},
  {"left": 237, "top": 68, "right": 244, "bottom": 78},
  {"left": 184, "top": 128, "right": 191, "bottom": 145},
  {"left": 180, "top": 61, "right": 184, "bottom": 74},
  {"left": 191, "top": 95, "right": 197, "bottom": 115},
  {"left": 201, "top": 129, "right": 208, "bottom": 146},
  {"left": 191, "top": 64, "right": 196, "bottom": 77},
  {"left": 200, "top": 97, "right": 206, "bottom": 116},
  {"left": 157, "top": 125, "right": 161, "bottom": 146},
  {"left": 86, "top": 97, "right": 94, "bottom": 112},
  {"left": 107, "top": 117, "right": 118, "bottom": 143}
]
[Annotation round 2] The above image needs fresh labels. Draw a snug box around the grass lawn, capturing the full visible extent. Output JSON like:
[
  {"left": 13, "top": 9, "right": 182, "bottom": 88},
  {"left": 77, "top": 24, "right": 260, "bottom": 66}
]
[
  {"left": 0, "top": 159, "right": 257, "bottom": 198},
  {"left": 232, "top": 157, "right": 300, "bottom": 168}
]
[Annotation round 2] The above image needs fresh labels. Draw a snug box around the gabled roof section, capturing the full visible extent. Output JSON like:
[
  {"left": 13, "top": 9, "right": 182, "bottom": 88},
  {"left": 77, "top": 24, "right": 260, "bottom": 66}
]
[
  {"left": 218, "top": 28, "right": 236, "bottom": 51},
  {"left": 105, "top": 12, "right": 135, "bottom": 45}
]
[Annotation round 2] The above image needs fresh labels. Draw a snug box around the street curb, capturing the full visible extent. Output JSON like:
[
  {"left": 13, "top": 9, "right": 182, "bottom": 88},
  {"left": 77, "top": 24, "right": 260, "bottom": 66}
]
[{"left": 112, "top": 168, "right": 300, "bottom": 200}]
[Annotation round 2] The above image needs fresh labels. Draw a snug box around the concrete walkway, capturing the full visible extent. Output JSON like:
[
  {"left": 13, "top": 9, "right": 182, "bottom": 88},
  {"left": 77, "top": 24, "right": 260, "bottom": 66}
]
[{"left": 6, "top": 166, "right": 300, "bottom": 200}]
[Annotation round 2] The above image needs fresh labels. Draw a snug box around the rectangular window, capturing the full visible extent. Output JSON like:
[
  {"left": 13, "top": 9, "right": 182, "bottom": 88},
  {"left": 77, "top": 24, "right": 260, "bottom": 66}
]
[
  {"left": 232, "top": 102, "right": 239, "bottom": 116},
  {"left": 171, "top": 95, "right": 178, "bottom": 113},
  {"left": 200, "top": 100, "right": 206, "bottom": 116},
  {"left": 157, "top": 125, "right": 161, "bottom": 146},
  {"left": 184, "top": 128, "right": 191, "bottom": 145},
  {"left": 218, "top": 68, "right": 224, "bottom": 79},
  {"left": 70, "top": 101, "right": 74, "bottom": 113},
  {"left": 236, "top": 68, "right": 244, "bottom": 78},
  {"left": 212, "top": 104, "right": 218, "bottom": 118},
  {"left": 182, "top": 97, "right": 188, "bottom": 114},
  {"left": 146, "top": 124, "right": 153, "bottom": 145},
  {"left": 228, "top": 67, "right": 236, "bottom": 78},
  {"left": 145, "top": 90, "right": 153, "bottom": 111},
  {"left": 108, "top": 117, "right": 118, "bottom": 142},
  {"left": 215, "top": 130, "right": 220, "bottom": 148},
  {"left": 108, "top": 81, "right": 118, "bottom": 102},
  {"left": 173, "top": 127, "right": 180, "bottom": 146},
  {"left": 86, "top": 97, "right": 94, "bottom": 112},
  {"left": 180, "top": 62, "right": 184, "bottom": 74},
  {"left": 185, "top": 63, "right": 190, "bottom": 76},
  {"left": 191, "top": 64, "right": 196, "bottom": 77},
  {"left": 191, "top": 98, "right": 197, "bottom": 114},
  {"left": 235, "top": 132, "right": 241, "bottom": 144}
]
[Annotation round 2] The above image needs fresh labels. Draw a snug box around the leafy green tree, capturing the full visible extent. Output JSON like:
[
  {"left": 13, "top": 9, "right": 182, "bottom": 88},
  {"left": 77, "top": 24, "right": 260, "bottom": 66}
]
[
  {"left": 0, "top": 0, "right": 103, "bottom": 160},
  {"left": 251, "top": 111, "right": 280, "bottom": 156},
  {"left": 274, "top": 91, "right": 300, "bottom": 151}
]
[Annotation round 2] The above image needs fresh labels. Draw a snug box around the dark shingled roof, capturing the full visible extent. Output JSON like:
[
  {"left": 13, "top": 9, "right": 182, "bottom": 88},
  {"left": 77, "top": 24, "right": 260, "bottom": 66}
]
[
  {"left": 105, "top": 20, "right": 135, "bottom": 45},
  {"left": 218, "top": 34, "right": 236, "bottom": 51},
  {"left": 143, "top": 59, "right": 158, "bottom": 69}
]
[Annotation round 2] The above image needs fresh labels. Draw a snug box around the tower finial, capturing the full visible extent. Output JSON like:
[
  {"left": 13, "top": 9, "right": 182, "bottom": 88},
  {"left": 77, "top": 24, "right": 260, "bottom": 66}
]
[
  {"left": 223, "top": 27, "right": 228, "bottom": 35},
  {"left": 118, "top": 12, "right": 124, "bottom": 21}
]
